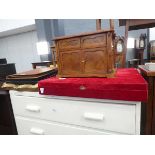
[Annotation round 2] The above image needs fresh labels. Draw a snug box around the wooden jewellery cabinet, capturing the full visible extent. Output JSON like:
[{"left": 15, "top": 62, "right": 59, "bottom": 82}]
[{"left": 53, "top": 21, "right": 115, "bottom": 78}]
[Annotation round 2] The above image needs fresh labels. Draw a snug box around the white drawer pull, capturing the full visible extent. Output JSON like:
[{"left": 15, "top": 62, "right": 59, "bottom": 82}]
[
  {"left": 26, "top": 105, "right": 40, "bottom": 112},
  {"left": 30, "top": 128, "right": 44, "bottom": 135},
  {"left": 83, "top": 112, "right": 104, "bottom": 121}
]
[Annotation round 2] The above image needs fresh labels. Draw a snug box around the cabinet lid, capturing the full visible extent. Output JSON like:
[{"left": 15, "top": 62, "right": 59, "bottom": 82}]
[{"left": 53, "top": 29, "right": 114, "bottom": 41}]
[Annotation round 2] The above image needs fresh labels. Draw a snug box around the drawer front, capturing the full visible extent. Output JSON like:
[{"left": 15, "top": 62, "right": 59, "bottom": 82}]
[
  {"left": 16, "top": 116, "right": 113, "bottom": 135},
  {"left": 58, "top": 38, "right": 81, "bottom": 51},
  {"left": 11, "top": 95, "right": 136, "bottom": 134},
  {"left": 81, "top": 34, "right": 107, "bottom": 49}
]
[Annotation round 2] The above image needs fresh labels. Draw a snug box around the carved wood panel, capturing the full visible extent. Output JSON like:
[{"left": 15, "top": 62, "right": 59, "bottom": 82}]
[
  {"left": 81, "top": 34, "right": 106, "bottom": 49},
  {"left": 58, "top": 38, "right": 80, "bottom": 51}
]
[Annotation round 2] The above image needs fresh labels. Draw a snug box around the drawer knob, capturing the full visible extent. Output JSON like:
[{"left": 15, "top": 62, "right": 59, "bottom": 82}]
[
  {"left": 30, "top": 128, "right": 44, "bottom": 135},
  {"left": 26, "top": 105, "right": 40, "bottom": 113},
  {"left": 83, "top": 112, "right": 104, "bottom": 121}
]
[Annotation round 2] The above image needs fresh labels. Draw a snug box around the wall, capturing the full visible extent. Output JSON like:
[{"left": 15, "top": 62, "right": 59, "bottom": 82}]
[
  {"left": 63, "top": 19, "right": 125, "bottom": 36},
  {"left": 0, "top": 30, "right": 40, "bottom": 73},
  {"left": 35, "top": 19, "right": 66, "bottom": 61},
  {"left": 128, "top": 29, "right": 148, "bottom": 60},
  {"left": 60, "top": 19, "right": 148, "bottom": 62},
  {"left": 0, "top": 19, "right": 35, "bottom": 32},
  {"left": 149, "top": 27, "right": 155, "bottom": 41},
  {"left": 63, "top": 19, "right": 96, "bottom": 35}
]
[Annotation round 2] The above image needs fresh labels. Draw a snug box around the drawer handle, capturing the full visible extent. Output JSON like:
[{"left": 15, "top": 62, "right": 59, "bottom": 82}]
[
  {"left": 26, "top": 105, "right": 40, "bottom": 112},
  {"left": 83, "top": 112, "right": 104, "bottom": 121},
  {"left": 30, "top": 128, "right": 44, "bottom": 135}
]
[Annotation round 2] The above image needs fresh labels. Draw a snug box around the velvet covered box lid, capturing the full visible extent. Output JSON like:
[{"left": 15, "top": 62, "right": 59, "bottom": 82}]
[{"left": 38, "top": 68, "right": 148, "bottom": 102}]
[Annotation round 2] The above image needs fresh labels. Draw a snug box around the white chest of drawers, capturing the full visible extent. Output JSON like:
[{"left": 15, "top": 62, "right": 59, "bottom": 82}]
[{"left": 10, "top": 90, "right": 141, "bottom": 135}]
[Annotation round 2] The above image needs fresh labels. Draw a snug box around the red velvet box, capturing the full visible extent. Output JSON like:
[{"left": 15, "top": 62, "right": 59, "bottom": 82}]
[{"left": 38, "top": 68, "right": 148, "bottom": 102}]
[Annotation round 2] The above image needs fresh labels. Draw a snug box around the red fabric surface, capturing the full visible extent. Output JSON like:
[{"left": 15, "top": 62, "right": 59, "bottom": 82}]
[{"left": 38, "top": 68, "right": 148, "bottom": 102}]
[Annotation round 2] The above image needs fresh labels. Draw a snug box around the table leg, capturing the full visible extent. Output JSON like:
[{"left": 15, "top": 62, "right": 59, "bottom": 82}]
[
  {"left": 145, "top": 77, "right": 154, "bottom": 134},
  {"left": 151, "top": 79, "right": 155, "bottom": 134},
  {"left": 32, "top": 64, "right": 36, "bottom": 69}
]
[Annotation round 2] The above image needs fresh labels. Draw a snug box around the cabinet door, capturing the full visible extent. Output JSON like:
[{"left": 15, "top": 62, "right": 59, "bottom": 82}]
[
  {"left": 83, "top": 48, "right": 108, "bottom": 75},
  {"left": 59, "top": 51, "right": 82, "bottom": 76}
]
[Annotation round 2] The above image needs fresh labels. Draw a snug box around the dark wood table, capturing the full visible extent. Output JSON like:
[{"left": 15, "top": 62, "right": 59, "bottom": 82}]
[
  {"left": 32, "top": 61, "right": 52, "bottom": 69},
  {"left": 128, "top": 59, "right": 140, "bottom": 68},
  {"left": 138, "top": 65, "right": 155, "bottom": 134},
  {"left": 0, "top": 83, "right": 17, "bottom": 135}
]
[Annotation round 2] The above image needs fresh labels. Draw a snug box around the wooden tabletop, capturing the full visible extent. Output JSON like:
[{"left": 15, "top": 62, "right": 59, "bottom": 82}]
[
  {"left": 8, "top": 67, "right": 55, "bottom": 77},
  {"left": 32, "top": 61, "right": 52, "bottom": 65},
  {"left": 138, "top": 65, "right": 155, "bottom": 77}
]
